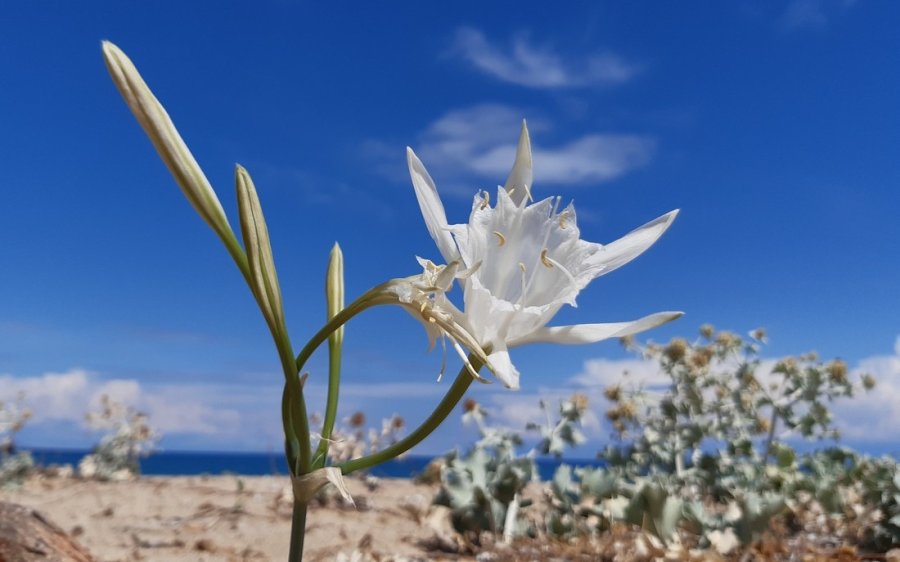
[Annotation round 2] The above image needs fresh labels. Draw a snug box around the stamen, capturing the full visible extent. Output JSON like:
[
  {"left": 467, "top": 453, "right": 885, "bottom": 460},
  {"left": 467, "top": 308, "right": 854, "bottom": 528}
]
[
  {"left": 523, "top": 183, "right": 533, "bottom": 203},
  {"left": 540, "top": 249, "right": 554, "bottom": 269},
  {"left": 449, "top": 337, "right": 488, "bottom": 383},
  {"left": 543, "top": 253, "right": 578, "bottom": 291},
  {"left": 558, "top": 210, "right": 571, "bottom": 229},
  {"left": 420, "top": 302, "right": 427, "bottom": 313},
  {"left": 480, "top": 190, "right": 490, "bottom": 210},
  {"left": 518, "top": 262, "right": 527, "bottom": 306},
  {"left": 437, "top": 334, "right": 447, "bottom": 382},
  {"left": 457, "top": 260, "right": 482, "bottom": 279},
  {"left": 428, "top": 317, "right": 437, "bottom": 324},
  {"left": 494, "top": 231, "right": 507, "bottom": 247}
]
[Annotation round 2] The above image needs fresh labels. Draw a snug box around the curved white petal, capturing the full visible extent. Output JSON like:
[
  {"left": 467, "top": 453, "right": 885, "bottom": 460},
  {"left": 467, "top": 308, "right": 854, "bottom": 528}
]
[
  {"left": 486, "top": 345, "right": 521, "bottom": 390},
  {"left": 583, "top": 209, "right": 679, "bottom": 278},
  {"left": 407, "top": 148, "right": 459, "bottom": 263},
  {"left": 507, "top": 311, "right": 683, "bottom": 347},
  {"left": 503, "top": 121, "right": 533, "bottom": 207}
]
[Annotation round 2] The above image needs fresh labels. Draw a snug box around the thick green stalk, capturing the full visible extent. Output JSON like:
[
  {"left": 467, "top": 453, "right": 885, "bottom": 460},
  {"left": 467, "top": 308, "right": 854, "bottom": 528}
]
[
  {"left": 338, "top": 354, "right": 482, "bottom": 475},
  {"left": 313, "top": 245, "right": 345, "bottom": 469},
  {"left": 288, "top": 500, "right": 308, "bottom": 562}
]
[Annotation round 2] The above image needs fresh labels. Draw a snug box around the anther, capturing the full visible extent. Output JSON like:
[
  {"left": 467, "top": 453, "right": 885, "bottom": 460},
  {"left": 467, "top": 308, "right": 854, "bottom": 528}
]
[
  {"left": 480, "top": 191, "right": 490, "bottom": 210},
  {"left": 558, "top": 210, "right": 571, "bottom": 229},
  {"left": 540, "top": 249, "right": 554, "bottom": 269},
  {"left": 494, "top": 231, "right": 506, "bottom": 247}
]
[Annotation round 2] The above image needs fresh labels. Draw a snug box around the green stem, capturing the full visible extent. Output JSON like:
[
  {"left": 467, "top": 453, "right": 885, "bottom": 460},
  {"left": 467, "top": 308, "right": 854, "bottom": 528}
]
[
  {"left": 221, "top": 232, "right": 310, "bottom": 473},
  {"left": 288, "top": 500, "right": 308, "bottom": 562},
  {"left": 313, "top": 334, "right": 342, "bottom": 468},
  {"left": 279, "top": 336, "right": 311, "bottom": 475},
  {"left": 338, "top": 354, "right": 482, "bottom": 475},
  {"left": 295, "top": 284, "right": 388, "bottom": 373}
]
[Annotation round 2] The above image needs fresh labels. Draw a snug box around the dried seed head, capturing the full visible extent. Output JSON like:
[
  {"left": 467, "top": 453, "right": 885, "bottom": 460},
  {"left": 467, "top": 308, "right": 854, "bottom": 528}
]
[
  {"left": 348, "top": 411, "right": 366, "bottom": 428},
  {"left": 699, "top": 324, "right": 715, "bottom": 339},
  {"left": 827, "top": 360, "right": 848, "bottom": 383},
  {"left": 715, "top": 331, "right": 740, "bottom": 348},
  {"left": 391, "top": 415, "right": 406, "bottom": 430},
  {"left": 604, "top": 385, "right": 622, "bottom": 402},
  {"left": 463, "top": 398, "right": 479, "bottom": 413},
  {"left": 664, "top": 338, "right": 689, "bottom": 363},
  {"left": 571, "top": 393, "right": 589, "bottom": 413},
  {"left": 862, "top": 373, "right": 876, "bottom": 390},
  {"left": 690, "top": 347, "right": 714, "bottom": 369}
]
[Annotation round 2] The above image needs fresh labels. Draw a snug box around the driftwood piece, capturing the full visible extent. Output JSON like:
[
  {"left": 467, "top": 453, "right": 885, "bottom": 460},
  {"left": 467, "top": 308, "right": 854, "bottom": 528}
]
[{"left": 0, "top": 501, "right": 94, "bottom": 562}]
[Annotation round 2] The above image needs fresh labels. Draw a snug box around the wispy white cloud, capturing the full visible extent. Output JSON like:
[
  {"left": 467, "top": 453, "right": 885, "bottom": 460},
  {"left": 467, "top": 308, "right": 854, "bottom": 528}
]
[
  {"left": 834, "top": 336, "right": 900, "bottom": 443},
  {"left": 0, "top": 369, "right": 248, "bottom": 439},
  {"left": 777, "top": 0, "right": 858, "bottom": 31},
  {"left": 0, "top": 369, "right": 458, "bottom": 450},
  {"left": 451, "top": 27, "right": 639, "bottom": 89},
  {"left": 400, "top": 104, "right": 654, "bottom": 195}
]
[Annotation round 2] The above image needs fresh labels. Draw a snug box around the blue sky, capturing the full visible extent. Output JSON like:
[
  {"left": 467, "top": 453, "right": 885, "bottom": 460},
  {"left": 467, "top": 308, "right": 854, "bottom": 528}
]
[{"left": 1, "top": 1, "right": 898, "bottom": 456}]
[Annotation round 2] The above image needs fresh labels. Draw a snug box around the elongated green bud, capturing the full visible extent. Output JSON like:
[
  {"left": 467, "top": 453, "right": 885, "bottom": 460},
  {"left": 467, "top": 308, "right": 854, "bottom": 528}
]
[
  {"left": 101, "top": 41, "right": 234, "bottom": 246},
  {"left": 236, "top": 165, "right": 285, "bottom": 334},
  {"left": 326, "top": 243, "right": 344, "bottom": 346}
]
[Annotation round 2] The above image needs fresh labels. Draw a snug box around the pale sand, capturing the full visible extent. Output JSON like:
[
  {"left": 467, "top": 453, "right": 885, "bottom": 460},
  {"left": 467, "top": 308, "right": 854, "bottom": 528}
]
[{"left": 1, "top": 474, "right": 456, "bottom": 562}]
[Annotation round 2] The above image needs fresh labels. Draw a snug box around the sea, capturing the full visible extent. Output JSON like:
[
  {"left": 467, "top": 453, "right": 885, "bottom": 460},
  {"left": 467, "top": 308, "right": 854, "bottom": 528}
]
[{"left": 27, "top": 448, "right": 601, "bottom": 481}]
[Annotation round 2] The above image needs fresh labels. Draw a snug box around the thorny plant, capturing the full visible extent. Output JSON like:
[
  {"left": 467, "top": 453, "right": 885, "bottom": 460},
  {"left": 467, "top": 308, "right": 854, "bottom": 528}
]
[
  {"left": 0, "top": 393, "right": 34, "bottom": 487},
  {"left": 429, "top": 327, "right": 898, "bottom": 557},
  {"left": 433, "top": 395, "right": 590, "bottom": 543},
  {"left": 101, "top": 41, "right": 679, "bottom": 561},
  {"left": 78, "top": 394, "right": 158, "bottom": 480},
  {"left": 548, "top": 327, "right": 892, "bottom": 555}
]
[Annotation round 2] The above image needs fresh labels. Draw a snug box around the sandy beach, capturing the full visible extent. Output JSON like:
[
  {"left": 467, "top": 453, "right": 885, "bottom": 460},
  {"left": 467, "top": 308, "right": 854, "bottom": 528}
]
[
  {"left": 5, "top": 472, "right": 899, "bottom": 562},
  {"left": 1, "top": 473, "right": 452, "bottom": 562}
]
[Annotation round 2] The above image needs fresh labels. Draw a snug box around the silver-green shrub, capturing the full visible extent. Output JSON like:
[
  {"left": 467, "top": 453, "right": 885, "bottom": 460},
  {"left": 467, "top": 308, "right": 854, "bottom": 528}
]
[
  {"left": 550, "top": 326, "right": 888, "bottom": 552},
  {"left": 0, "top": 394, "right": 34, "bottom": 487},
  {"left": 78, "top": 394, "right": 158, "bottom": 481},
  {"left": 433, "top": 396, "right": 590, "bottom": 542}
]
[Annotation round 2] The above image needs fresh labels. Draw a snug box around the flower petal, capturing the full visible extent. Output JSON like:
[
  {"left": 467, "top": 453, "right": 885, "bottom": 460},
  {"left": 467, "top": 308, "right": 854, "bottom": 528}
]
[
  {"left": 407, "top": 148, "right": 459, "bottom": 263},
  {"left": 507, "top": 311, "right": 683, "bottom": 347},
  {"left": 486, "top": 344, "right": 521, "bottom": 390},
  {"left": 583, "top": 209, "right": 679, "bottom": 277},
  {"left": 503, "top": 120, "right": 533, "bottom": 207}
]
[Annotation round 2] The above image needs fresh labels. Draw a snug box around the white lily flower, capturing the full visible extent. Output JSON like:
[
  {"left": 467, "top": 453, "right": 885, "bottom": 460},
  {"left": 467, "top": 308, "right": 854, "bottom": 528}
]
[{"left": 408, "top": 121, "right": 682, "bottom": 389}]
